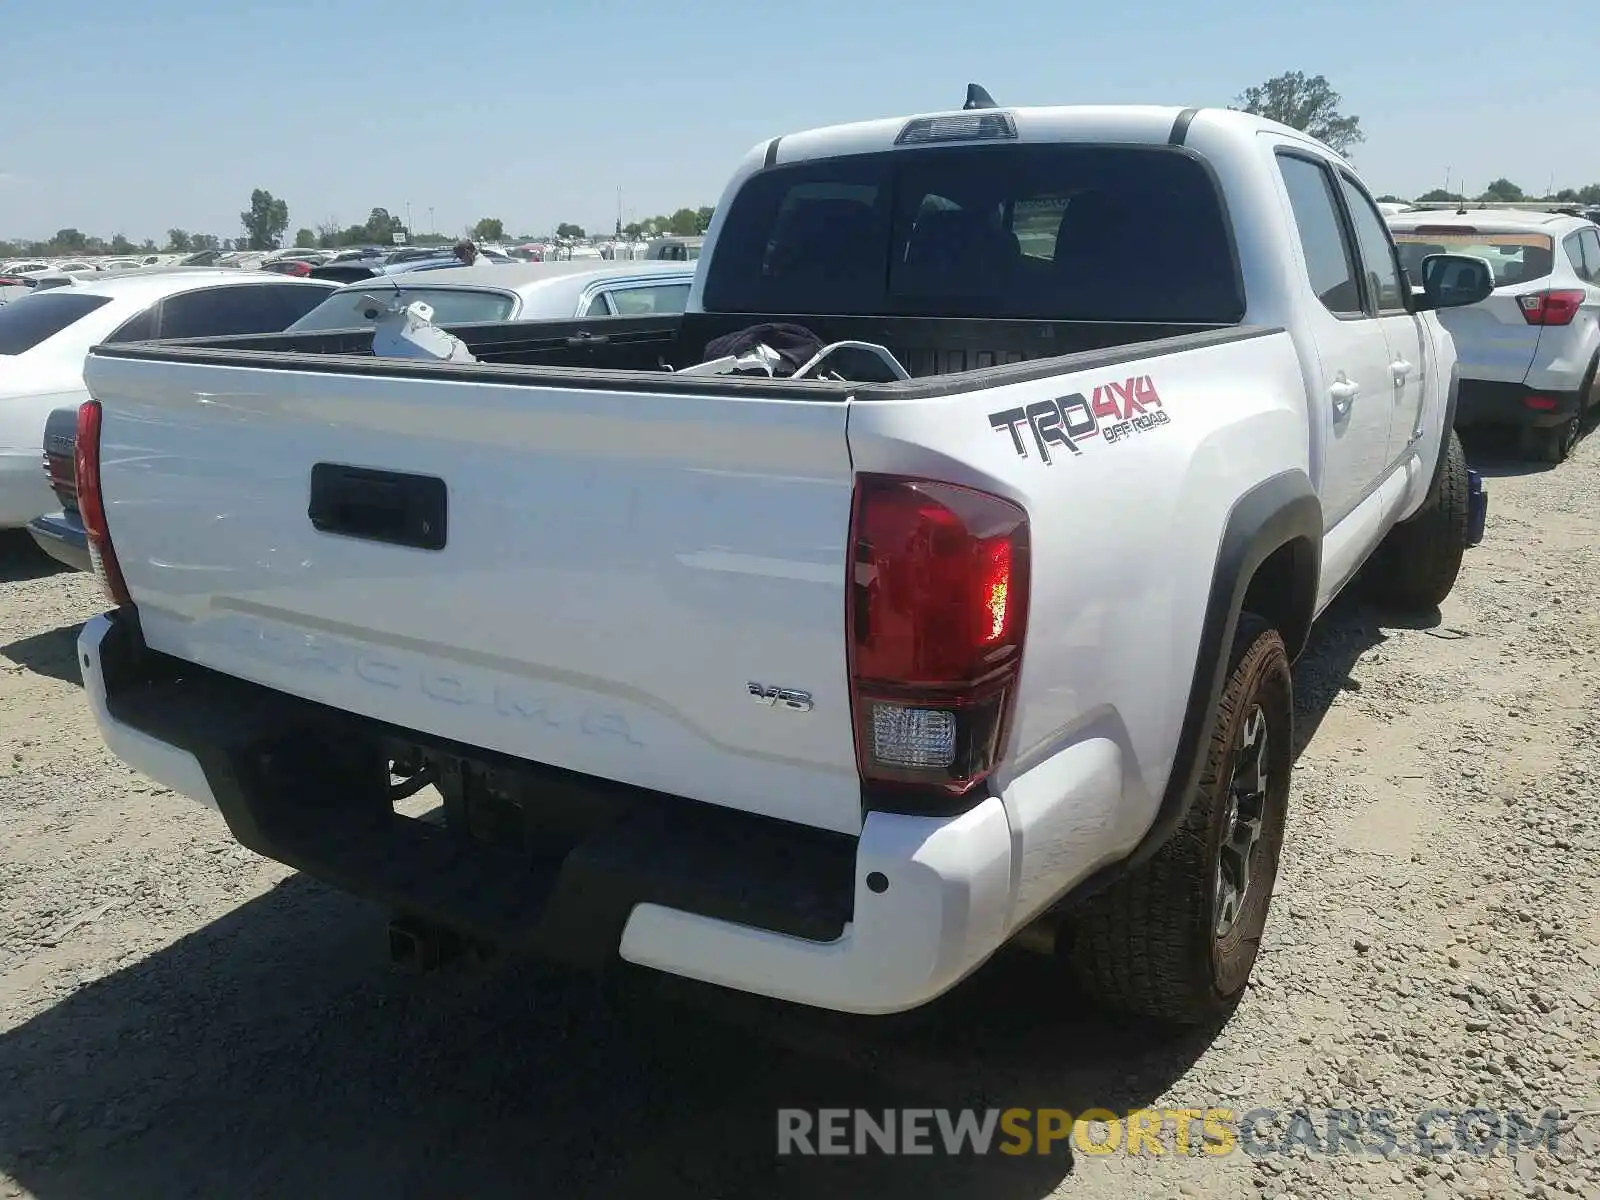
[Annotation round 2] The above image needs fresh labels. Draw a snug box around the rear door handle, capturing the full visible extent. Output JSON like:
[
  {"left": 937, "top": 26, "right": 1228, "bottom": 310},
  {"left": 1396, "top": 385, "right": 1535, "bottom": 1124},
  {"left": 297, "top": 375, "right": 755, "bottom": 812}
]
[
  {"left": 1330, "top": 379, "right": 1359, "bottom": 418},
  {"left": 1390, "top": 359, "right": 1414, "bottom": 382}
]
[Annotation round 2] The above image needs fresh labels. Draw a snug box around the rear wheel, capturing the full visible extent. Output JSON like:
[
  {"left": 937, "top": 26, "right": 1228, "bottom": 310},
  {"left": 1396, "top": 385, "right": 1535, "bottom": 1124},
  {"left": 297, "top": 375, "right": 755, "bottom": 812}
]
[
  {"left": 1521, "top": 414, "right": 1578, "bottom": 464},
  {"left": 1066, "top": 613, "right": 1292, "bottom": 1025},
  {"left": 1365, "top": 427, "right": 1470, "bottom": 610}
]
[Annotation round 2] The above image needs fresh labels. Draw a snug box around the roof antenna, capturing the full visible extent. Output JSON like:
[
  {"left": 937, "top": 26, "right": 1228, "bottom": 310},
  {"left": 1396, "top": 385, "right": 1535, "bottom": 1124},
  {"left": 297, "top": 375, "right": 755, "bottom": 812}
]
[{"left": 964, "top": 84, "right": 997, "bottom": 110}]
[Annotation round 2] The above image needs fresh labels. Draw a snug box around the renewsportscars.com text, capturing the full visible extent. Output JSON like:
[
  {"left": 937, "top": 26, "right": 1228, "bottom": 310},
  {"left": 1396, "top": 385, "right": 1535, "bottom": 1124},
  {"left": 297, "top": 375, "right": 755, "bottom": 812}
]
[{"left": 776, "top": 1106, "right": 1569, "bottom": 1159}]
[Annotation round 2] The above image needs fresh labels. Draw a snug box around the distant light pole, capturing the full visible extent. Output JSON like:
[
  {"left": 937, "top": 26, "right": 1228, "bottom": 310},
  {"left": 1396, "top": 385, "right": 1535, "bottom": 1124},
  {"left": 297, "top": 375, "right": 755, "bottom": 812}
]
[
  {"left": 405, "top": 201, "right": 412, "bottom": 243},
  {"left": 428, "top": 207, "right": 435, "bottom": 237}
]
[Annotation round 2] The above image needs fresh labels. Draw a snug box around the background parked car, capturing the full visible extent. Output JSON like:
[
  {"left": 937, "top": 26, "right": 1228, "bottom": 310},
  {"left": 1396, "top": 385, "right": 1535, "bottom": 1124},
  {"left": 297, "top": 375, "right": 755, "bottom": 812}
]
[
  {"left": 285, "top": 260, "right": 697, "bottom": 333},
  {"left": 1388, "top": 208, "right": 1600, "bottom": 461},
  {"left": 10, "top": 269, "right": 340, "bottom": 568},
  {"left": 308, "top": 245, "right": 514, "bottom": 284},
  {"left": 28, "top": 261, "right": 696, "bottom": 573}
]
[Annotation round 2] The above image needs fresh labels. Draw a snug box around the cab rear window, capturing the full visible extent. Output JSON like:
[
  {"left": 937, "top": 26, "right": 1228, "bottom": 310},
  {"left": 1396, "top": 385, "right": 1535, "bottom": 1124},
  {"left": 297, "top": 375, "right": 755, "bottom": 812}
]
[
  {"left": 0, "top": 292, "right": 111, "bottom": 355},
  {"left": 1391, "top": 230, "right": 1554, "bottom": 288},
  {"left": 702, "top": 143, "right": 1244, "bottom": 323}
]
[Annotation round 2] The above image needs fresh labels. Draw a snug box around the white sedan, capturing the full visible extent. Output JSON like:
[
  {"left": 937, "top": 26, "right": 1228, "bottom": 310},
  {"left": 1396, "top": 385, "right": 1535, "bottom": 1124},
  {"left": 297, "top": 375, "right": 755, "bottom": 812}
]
[
  {"left": 0, "top": 268, "right": 338, "bottom": 529},
  {"left": 285, "top": 260, "right": 697, "bottom": 332}
]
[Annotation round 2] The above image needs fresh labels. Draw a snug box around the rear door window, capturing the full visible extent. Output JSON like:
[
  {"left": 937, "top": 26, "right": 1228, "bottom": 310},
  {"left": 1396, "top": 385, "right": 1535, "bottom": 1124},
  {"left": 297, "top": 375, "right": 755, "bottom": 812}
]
[
  {"left": 0, "top": 293, "right": 112, "bottom": 354},
  {"left": 601, "top": 281, "right": 692, "bottom": 315},
  {"left": 1574, "top": 229, "right": 1600, "bottom": 282},
  {"left": 1276, "top": 154, "right": 1362, "bottom": 317},
  {"left": 157, "top": 284, "right": 335, "bottom": 339},
  {"left": 702, "top": 144, "right": 1244, "bottom": 322},
  {"left": 105, "top": 306, "right": 157, "bottom": 342}
]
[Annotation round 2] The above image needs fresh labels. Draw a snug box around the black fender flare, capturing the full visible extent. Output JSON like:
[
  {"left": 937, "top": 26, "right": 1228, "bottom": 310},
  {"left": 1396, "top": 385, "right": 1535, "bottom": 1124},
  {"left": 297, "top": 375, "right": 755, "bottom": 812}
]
[
  {"left": 1062, "top": 469, "right": 1321, "bottom": 903},
  {"left": 1422, "top": 359, "right": 1461, "bottom": 510}
]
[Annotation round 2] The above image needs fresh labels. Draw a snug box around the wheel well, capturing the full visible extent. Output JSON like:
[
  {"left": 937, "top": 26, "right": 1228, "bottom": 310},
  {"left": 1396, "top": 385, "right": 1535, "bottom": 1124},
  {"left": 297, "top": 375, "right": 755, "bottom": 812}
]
[{"left": 1240, "top": 537, "right": 1317, "bottom": 660}]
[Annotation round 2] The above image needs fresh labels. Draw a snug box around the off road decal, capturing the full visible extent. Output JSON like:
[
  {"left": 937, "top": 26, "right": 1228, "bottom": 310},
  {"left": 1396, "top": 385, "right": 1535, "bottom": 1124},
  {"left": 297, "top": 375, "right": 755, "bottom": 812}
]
[{"left": 988, "top": 374, "right": 1168, "bottom": 463}]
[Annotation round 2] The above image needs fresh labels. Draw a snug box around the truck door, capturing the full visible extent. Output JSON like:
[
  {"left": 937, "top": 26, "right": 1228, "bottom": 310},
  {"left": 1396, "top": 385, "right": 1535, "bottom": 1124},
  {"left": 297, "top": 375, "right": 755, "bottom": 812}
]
[
  {"left": 1273, "top": 150, "right": 1395, "bottom": 529},
  {"left": 1332, "top": 172, "right": 1428, "bottom": 470}
]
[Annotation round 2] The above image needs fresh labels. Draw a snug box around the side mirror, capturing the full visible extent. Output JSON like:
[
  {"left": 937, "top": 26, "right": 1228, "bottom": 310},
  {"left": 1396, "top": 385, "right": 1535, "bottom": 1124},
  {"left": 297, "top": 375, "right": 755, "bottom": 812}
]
[{"left": 1414, "top": 253, "right": 1494, "bottom": 311}]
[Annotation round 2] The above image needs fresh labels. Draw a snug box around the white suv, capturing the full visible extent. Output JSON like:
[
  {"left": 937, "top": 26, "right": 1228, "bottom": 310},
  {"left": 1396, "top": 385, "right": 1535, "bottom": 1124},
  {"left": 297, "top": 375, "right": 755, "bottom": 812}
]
[{"left": 1387, "top": 209, "right": 1600, "bottom": 461}]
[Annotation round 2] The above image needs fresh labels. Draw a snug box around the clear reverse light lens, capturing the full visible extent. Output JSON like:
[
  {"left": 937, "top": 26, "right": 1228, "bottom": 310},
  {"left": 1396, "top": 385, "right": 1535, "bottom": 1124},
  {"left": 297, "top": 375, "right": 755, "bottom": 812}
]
[{"left": 871, "top": 704, "right": 957, "bottom": 769}]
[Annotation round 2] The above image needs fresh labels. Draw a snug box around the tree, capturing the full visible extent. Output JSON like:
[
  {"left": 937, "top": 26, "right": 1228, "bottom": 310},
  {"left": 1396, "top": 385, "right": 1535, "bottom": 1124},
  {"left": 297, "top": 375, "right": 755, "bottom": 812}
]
[
  {"left": 362, "top": 207, "right": 402, "bottom": 244},
  {"left": 695, "top": 206, "right": 715, "bottom": 233},
  {"left": 1374, "top": 194, "right": 1402, "bottom": 204},
  {"left": 109, "top": 234, "right": 135, "bottom": 255},
  {"left": 292, "top": 227, "right": 317, "bottom": 248},
  {"left": 555, "top": 222, "right": 585, "bottom": 239},
  {"left": 473, "top": 217, "right": 504, "bottom": 241},
  {"left": 665, "top": 208, "right": 701, "bottom": 236},
  {"left": 1478, "top": 178, "right": 1524, "bottom": 203},
  {"left": 622, "top": 221, "right": 644, "bottom": 239},
  {"left": 1233, "top": 71, "right": 1364, "bottom": 156},
  {"left": 190, "top": 232, "right": 219, "bottom": 251},
  {"left": 240, "top": 188, "right": 289, "bottom": 251},
  {"left": 1415, "top": 189, "right": 1464, "bottom": 204},
  {"left": 53, "top": 228, "right": 88, "bottom": 252}
]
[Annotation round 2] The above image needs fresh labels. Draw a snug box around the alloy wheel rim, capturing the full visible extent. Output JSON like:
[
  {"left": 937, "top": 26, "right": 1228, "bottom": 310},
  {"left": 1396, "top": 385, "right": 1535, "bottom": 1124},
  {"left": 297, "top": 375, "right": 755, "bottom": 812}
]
[{"left": 1214, "top": 704, "right": 1269, "bottom": 939}]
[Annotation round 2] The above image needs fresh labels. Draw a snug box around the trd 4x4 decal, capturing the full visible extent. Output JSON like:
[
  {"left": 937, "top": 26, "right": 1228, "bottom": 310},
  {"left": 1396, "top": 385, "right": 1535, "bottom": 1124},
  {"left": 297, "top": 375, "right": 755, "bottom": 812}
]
[{"left": 989, "top": 374, "right": 1170, "bottom": 464}]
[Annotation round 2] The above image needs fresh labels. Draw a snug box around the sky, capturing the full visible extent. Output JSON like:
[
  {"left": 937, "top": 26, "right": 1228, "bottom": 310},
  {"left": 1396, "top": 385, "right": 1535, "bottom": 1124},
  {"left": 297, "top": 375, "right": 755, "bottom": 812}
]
[{"left": 2, "top": 0, "right": 1596, "bottom": 245}]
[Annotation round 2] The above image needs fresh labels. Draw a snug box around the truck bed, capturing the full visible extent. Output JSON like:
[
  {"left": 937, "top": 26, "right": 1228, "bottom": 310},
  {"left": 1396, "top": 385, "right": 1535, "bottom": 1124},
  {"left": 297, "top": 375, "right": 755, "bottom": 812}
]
[
  {"left": 81, "top": 311, "right": 1282, "bottom": 840},
  {"left": 89, "top": 310, "right": 1242, "bottom": 388}
]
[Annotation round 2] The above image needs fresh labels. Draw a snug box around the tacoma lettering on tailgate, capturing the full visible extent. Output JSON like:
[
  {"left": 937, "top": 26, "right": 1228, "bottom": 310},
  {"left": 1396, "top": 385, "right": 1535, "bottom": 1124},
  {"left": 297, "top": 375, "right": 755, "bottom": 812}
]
[
  {"left": 989, "top": 374, "right": 1169, "bottom": 462},
  {"left": 201, "top": 621, "right": 643, "bottom": 747}
]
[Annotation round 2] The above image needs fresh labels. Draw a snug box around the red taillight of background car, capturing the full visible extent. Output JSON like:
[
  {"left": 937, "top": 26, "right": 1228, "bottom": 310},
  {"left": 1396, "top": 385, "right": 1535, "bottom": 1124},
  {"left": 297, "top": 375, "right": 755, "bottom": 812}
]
[{"left": 1517, "top": 289, "right": 1584, "bottom": 326}]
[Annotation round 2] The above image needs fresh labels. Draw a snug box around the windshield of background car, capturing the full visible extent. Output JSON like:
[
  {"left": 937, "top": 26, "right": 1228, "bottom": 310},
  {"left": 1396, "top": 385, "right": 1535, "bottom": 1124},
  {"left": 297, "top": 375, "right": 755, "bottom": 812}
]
[
  {"left": 0, "top": 292, "right": 112, "bottom": 355},
  {"left": 1391, "top": 230, "right": 1554, "bottom": 288},
  {"left": 702, "top": 142, "right": 1245, "bottom": 322},
  {"left": 287, "top": 287, "right": 518, "bottom": 331}
]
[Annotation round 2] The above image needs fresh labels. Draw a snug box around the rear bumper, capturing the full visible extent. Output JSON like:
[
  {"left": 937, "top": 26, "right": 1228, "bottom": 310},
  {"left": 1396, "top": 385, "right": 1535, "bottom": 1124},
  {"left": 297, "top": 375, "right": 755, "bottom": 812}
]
[
  {"left": 79, "top": 611, "right": 1032, "bottom": 1015},
  {"left": 1455, "top": 379, "right": 1581, "bottom": 429},
  {"left": 26, "top": 509, "right": 90, "bottom": 572}
]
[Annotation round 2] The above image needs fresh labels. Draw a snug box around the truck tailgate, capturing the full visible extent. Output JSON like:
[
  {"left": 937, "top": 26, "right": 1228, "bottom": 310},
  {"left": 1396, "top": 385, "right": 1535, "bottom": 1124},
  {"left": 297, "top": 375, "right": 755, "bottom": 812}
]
[{"left": 85, "top": 355, "right": 865, "bottom": 834}]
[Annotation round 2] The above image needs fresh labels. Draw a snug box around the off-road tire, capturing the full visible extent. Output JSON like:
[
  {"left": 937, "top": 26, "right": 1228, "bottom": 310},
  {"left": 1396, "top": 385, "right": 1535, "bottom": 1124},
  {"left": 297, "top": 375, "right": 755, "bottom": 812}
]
[
  {"left": 1066, "top": 613, "right": 1292, "bottom": 1025},
  {"left": 1364, "top": 428, "right": 1470, "bottom": 610}
]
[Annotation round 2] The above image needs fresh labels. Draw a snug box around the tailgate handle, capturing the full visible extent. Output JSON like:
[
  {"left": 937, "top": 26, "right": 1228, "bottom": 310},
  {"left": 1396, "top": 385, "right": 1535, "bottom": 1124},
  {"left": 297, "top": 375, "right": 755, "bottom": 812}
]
[
  {"left": 308, "top": 463, "right": 447, "bottom": 551},
  {"left": 566, "top": 331, "right": 610, "bottom": 348}
]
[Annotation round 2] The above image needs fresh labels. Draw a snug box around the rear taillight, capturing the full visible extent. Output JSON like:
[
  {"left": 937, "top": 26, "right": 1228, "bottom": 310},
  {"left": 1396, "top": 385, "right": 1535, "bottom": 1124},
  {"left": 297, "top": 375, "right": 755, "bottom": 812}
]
[
  {"left": 74, "top": 400, "right": 131, "bottom": 606},
  {"left": 847, "top": 474, "right": 1030, "bottom": 798},
  {"left": 1518, "top": 289, "right": 1584, "bottom": 326},
  {"left": 1523, "top": 395, "right": 1560, "bottom": 411}
]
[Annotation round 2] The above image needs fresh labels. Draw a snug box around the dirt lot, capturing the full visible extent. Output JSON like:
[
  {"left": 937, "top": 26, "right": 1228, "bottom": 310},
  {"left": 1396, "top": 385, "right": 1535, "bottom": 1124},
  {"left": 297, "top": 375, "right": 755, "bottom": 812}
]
[{"left": 2, "top": 432, "right": 1599, "bottom": 1200}]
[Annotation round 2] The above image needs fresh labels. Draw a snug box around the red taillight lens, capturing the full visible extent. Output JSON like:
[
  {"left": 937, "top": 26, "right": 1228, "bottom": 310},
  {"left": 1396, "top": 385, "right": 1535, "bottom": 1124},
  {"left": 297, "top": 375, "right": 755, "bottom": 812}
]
[
  {"left": 1518, "top": 289, "right": 1584, "bottom": 326},
  {"left": 74, "top": 400, "right": 131, "bottom": 606},
  {"left": 1523, "top": 395, "right": 1559, "bottom": 411},
  {"left": 847, "top": 474, "right": 1030, "bottom": 796}
]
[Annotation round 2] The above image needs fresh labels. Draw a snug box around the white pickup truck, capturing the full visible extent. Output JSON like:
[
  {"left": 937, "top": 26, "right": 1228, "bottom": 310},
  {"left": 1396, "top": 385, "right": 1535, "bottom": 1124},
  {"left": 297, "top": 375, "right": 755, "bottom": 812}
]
[{"left": 75, "top": 97, "right": 1494, "bottom": 1024}]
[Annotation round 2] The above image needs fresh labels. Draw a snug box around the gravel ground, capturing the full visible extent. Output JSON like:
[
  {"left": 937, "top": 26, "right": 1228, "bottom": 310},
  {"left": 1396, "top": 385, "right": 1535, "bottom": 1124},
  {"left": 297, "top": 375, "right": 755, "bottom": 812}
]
[{"left": 2, "top": 430, "right": 1599, "bottom": 1200}]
